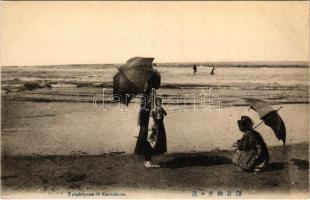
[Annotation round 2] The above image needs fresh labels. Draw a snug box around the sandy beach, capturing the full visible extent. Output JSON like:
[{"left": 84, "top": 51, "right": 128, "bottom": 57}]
[
  {"left": 1, "top": 143, "right": 309, "bottom": 198},
  {"left": 1, "top": 100, "right": 309, "bottom": 198}
]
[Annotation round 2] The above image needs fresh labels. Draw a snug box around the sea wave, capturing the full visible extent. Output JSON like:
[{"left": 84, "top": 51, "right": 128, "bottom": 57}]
[{"left": 1, "top": 64, "right": 309, "bottom": 107}]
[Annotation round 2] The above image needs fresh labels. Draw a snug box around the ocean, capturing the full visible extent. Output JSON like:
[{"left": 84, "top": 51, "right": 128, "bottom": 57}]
[{"left": 1, "top": 63, "right": 309, "bottom": 108}]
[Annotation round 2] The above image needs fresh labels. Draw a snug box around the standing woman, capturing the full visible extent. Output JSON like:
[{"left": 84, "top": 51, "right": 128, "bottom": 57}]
[
  {"left": 134, "top": 82, "right": 160, "bottom": 168},
  {"left": 152, "top": 97, "right": 167, "bottom": 155}
]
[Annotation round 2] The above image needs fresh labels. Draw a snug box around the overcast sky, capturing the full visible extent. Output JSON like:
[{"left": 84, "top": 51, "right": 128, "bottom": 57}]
[{"left": 0, "top": 1, "right": 309, "bottom": 66}]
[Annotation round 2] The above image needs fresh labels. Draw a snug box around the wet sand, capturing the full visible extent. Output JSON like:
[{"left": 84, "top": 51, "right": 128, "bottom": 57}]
[{"left": 1, "top": 101, "right": 308, "bottom": 155}]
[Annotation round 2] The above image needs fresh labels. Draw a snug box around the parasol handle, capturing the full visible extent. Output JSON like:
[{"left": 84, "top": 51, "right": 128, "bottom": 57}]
[
  {"left": 116, "top": 67, "right": 124, "bottom": 72},
  {"left": 253, "top": 120, "right": 264, "bottom": 130},
  {"left": 253, "top": 106, "right": 283, "bottom": 130}
]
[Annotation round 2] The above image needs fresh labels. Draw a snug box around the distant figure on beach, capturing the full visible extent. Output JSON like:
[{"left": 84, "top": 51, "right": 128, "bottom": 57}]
[
  {"left": 232, "top": 116, "right": 269, "bottom": 172},
  {"left": 151, "top": 97, "right": 167, "bottom": 155},
  {"left": 193, "top": 64, "right": 197, "bottom": 75},
  {"left": 211, "top": 67, "right": 215, "bottom": 75}
]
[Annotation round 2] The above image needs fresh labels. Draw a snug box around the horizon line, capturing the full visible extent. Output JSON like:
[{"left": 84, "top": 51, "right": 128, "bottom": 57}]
[{"left": 1, "top": 60, "right": 309, "bottom": 68}]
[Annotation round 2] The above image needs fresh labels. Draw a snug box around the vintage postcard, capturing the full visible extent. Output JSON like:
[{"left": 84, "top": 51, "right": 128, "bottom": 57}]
[{"left": 0, "top": 1, "right": 309, "bottom": 199}]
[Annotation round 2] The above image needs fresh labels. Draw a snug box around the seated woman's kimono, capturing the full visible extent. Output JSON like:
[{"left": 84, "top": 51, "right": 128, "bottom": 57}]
[{"left": 233, "top": 129, "right": 269, "bottom": 171}]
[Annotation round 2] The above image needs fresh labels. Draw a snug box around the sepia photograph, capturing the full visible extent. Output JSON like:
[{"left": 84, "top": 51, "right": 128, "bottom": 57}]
[{"left": 0, "top": 1, "right": 309, "bottom": 199}]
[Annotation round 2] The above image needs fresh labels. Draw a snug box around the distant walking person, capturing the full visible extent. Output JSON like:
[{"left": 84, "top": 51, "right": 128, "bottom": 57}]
[
  {"left": 193, "top": 64, "right": 197, "bottom": 75},
  {"left": 232, "top": 116, "right": 269, "bottom": 172},
  {"left": 211, "top": 67, "right": 215, "bottom": 75}
]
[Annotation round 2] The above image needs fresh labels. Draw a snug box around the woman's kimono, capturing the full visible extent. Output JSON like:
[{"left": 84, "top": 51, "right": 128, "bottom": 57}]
[
  {"left": 151, "top": 107, "right": 167, "bottom": 155},
  {"left": 134, "top": 89, "right": 153, "bottom": 157},
  {"left": 233, "top": 130, "right": 269, "bottom": 171}
]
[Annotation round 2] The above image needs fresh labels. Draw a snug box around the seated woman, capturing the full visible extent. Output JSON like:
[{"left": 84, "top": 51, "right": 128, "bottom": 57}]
[{"left": 232, "top": 116, "right": 269, "bottom": 172}]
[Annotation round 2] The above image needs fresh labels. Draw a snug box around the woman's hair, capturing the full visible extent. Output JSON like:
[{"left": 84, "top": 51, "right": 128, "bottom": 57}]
[{"left": 238, "top": 116, "right": 253, "bottom": 132}]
